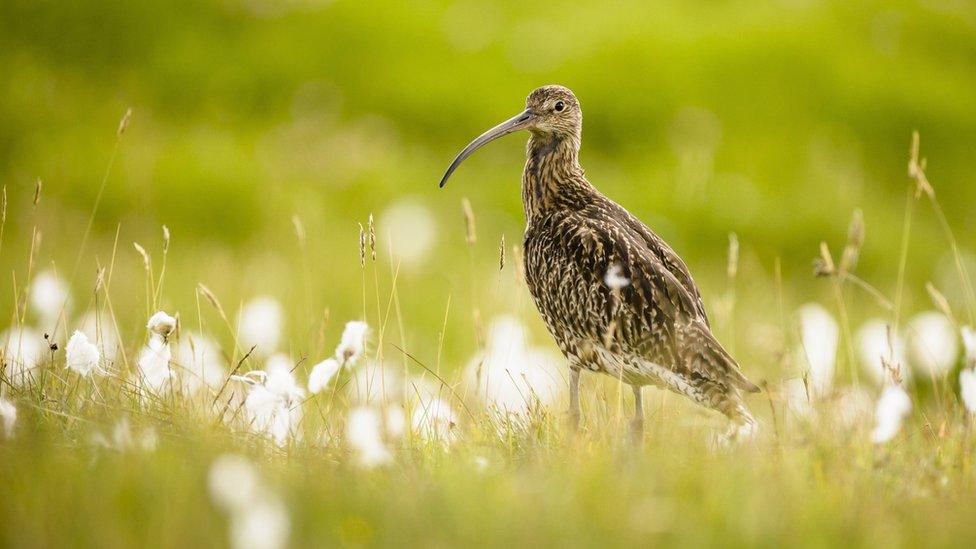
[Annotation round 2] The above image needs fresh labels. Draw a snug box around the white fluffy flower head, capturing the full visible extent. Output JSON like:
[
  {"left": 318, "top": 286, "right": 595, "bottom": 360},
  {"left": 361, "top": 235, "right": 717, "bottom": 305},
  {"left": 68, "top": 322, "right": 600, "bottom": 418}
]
[
  {"left": 797, "top": 303, "right": 838, "bottom": 398},
  {"left": 871, "top": 384, "right": 912, "bottom": 444},
  {"left": 336, "top": 321, "right": 369, "bottom": 365},
  {"left": 346, "top": 406, "right": 392, "bottom": 468},
  {"left": 147, "top": 311, "right": 178, "bottom": 339},
  {"left": 239, "top": 297, "right": 284, "bottom": 356},
  {"left": 961, "top": 325, "right": 976, "bottom": 368},
  {"left": 31, "top": 269, "right": 69, "bottom": 325},
  {"left": 960, "top": 368, "right": 976, "bottom": 414},
  {"left": 65, "top": 330, "right": 102, "bottom": 377},
  {"left": 138, "top": 335, "right": 172, "bottom": 394},
  {"left": 208, "top": 454, "right": 291, "bottom": 549},
  {"left": 906, "top": 311, "right": 958, "bottom": 378},
  {"left": 308, "top": 358, "right": 341, "bottom": 394},
  {"left": 235, "top": 355, "right": 305, "bottom": 446}
]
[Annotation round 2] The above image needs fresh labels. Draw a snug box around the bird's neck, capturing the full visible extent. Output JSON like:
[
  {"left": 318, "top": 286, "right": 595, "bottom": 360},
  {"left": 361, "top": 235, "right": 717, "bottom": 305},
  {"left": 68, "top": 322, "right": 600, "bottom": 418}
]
[{"left": 522, "top": 132, "right": 588, "bottom": 220}]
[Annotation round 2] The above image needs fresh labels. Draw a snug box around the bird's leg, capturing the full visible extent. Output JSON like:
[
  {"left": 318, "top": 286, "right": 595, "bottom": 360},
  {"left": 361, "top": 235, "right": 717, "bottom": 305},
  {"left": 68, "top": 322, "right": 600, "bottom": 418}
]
[
  {"left": 568, "top": 366, "right": 581, "bottom": 431},
  {"left": 630, "top": 385, "right": 644, "bottom": 441}
]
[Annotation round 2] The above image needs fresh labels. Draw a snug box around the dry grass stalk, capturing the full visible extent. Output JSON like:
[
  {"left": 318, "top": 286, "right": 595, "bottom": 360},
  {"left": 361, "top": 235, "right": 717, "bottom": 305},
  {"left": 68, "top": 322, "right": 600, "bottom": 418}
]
[
  {"left": 908, "top": 131, "right": 934, "bottom": 199},
  {"left": 162, "top": 225, "right": 171, "bottom": 253},
  {"left": 839, "top": 209, "right": 864, "bottom": 274},
  {"left": 291, "top": 215, "right": 306, "bottom": 248},
  {"left": 32, "top": 179, "right": 42, "bottom": 208},
  {"left": 461, "top": 198, "right": 477, "bottom": 245},
  {"left": 727, "top": 233, "right": 739, "bottom": 279},
  {"left": 197, "top": 283, "right": 227, "bottom": 321},
  {"left": 94, "top": 267, "right": 106, "bottom": 294},
  {"left": 117, "top": 108, "right": 133, "bottom": 137},
  {"left": 926, "top": 282, "right": 956, "bottom": 325},
  {"left": 498, "top": 234, "right": 506, "bottom": 271},
  {"left": 882, "top": 323, "right": 904, "bottom": 385}
]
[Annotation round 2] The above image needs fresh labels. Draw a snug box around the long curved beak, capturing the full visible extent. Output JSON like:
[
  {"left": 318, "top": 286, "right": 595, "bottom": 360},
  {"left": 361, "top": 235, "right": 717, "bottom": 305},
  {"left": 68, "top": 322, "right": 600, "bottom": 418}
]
[{"left": 439, "top": 109, "right": 535, "bottom": 188}]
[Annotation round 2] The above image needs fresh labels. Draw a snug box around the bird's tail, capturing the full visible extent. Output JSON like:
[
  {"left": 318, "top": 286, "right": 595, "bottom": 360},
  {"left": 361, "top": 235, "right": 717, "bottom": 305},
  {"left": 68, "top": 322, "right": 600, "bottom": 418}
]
[{"left": 683, "top": 320, "right": 761, "bottom": 394}]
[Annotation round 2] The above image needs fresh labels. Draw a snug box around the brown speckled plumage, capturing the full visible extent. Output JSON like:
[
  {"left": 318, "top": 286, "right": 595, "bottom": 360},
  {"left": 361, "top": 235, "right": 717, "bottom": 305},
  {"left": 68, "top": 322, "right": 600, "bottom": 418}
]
[{"left": 441, "top": 85, "right": 758, "bottom": 435}]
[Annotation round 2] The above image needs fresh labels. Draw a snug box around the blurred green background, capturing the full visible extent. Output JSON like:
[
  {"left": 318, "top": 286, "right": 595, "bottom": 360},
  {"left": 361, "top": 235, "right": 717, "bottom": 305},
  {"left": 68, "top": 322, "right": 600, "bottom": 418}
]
[{"left": 1, "top": 0, "right": 975, "bottom": 372}]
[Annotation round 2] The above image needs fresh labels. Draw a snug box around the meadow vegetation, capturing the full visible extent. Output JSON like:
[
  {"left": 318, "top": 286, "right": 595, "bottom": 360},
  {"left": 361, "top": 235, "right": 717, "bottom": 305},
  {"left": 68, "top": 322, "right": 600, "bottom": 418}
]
[{"left": 2, "top": 1, "right": 976, "bottom": 547}]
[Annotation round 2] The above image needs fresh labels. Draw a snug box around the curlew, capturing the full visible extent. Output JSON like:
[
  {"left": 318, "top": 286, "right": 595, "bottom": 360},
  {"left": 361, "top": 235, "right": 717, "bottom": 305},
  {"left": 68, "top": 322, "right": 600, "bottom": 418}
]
[{"left": 439, "top": 85, "right": 759, "bottom": 439}]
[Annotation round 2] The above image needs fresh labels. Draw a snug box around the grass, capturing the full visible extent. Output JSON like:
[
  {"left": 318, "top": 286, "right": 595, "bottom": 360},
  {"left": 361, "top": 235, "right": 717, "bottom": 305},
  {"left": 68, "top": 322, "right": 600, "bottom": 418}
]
[{"left": 2, "top": 122, "right": 976, "bottom": 548}]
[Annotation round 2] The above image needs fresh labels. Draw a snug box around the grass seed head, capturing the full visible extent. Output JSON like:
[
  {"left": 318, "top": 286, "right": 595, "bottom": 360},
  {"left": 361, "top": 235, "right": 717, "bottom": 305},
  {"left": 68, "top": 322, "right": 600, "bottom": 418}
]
[
  {"left": 133, "top": 242, "right": 151, "bottom": 272},
  {"left": 358, "top": 223, "right": 366, "bottom": 268},
  {"left": 197, "top": 283, "right": 227, "bottom": 320},
  {"left": 162, "top": 225, "right": 170, "bottom": 253},
  {"left": 813, "top": 241, "right": 835, "bottom": 277},
  {"left": 908, "top": 131, "right": 934, "bottom": 199},
  {"left": 368, "top": 213, "right": 376, "bottom": 261}
]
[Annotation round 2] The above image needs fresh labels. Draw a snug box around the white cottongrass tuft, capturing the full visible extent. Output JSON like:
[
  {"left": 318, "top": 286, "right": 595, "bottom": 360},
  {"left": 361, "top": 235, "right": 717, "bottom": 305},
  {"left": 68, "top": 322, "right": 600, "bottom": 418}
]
[
  {"left": 239, "top": 297, "right": 284, "bottom": 356},
  {"left": 961, "top": 325, "right": 976, "bottom": 368},
  {"left": 1, "top": 327, "right": 44, "bottom": 386},
  {"left": 781, "top": 377, "right": 812, "bottom": 419},
  {"left": 208, "top": 454, "right": 290, "bottom": 549},
  {"left": 78, "top": 312, "right": 119, "bottom": 363},
  {"left": 464, "top": 315, "right": 565, "bottom": 415},
  {"left": 65, "top": 330, "right": 102, "bottom": 377},
  {"left": 378, "top": 198, "right": 438, "bottom": 267},
  {"left": 230, "top": 498, "right": 291, "bottom": 549},
  {"left": 604, "top": 263, "right": 630, "bottom": 290},
  {"left": 175, "top": 332, "right": 226, "bottom": 395},
  {"left": 30, "top": 269, "right": 69, "bottom": 325},
  {"left": 385, "top": 406, "right": 406, "bottom": 439},
  {"left": 871, "top": 384, "right": 912, "bottom": 444},
  {"left": 147, "top": 310, "right": 178, "bottom": 339},
  {"left": 960, "top": 369, "right": 976, "bottom": 414},
  {"left": 346, "top": 406, "right": 393, "bottom": 468},
  {"left": 307, "top": 358, "right": 341, "bottom": 394},
  {"left": 0, "top": 398, "right": 16, "bottom": 438},
  {"left": 335, "top": 321, "right": 369, "bottom": 365},
  {"left": 411, "top": 396, "right": 459, "bottom": 445},
  {"left": 208, "top": 454, "right": 262, "bottom": 511},
  {"left": 138, "top": 334, "right": 172, "bottom": 395},
  {"left": 906, "top": 311, "right": 958, "bottom": 378},
  {"left": 796, "top": 303, "right": 838, "bottom": 398},
  {"left": 349, "top": 360, "right": 402, "bottom": 405},
  {"left": 856, "top": 318, "right": 910, "bottom": 385},
  {"left": 235, "top": 355, "right": 305, "bottom": 446}
]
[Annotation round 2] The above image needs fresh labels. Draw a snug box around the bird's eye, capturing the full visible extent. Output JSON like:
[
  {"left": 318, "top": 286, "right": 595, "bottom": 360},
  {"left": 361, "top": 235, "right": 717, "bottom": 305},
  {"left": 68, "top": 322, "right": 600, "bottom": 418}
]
[{"left": 554, "top": 101, "right": 565, "bottom": 112}]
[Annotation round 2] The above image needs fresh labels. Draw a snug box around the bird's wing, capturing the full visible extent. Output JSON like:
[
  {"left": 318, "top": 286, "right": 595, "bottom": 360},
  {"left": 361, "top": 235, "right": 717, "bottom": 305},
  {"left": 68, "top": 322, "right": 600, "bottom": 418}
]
[
  {"left": 602, "top": 201, "right": 710, "bottom": 324},
  {"left": 578, "top": 210, "right": 758, "bottom": 393}
]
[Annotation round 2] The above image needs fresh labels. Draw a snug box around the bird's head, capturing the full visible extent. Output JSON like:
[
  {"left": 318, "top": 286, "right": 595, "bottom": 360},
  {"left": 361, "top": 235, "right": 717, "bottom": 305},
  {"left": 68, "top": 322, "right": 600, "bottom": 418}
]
[{"left": 439, "top": 85, "right": 582, "bottom": 188}]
